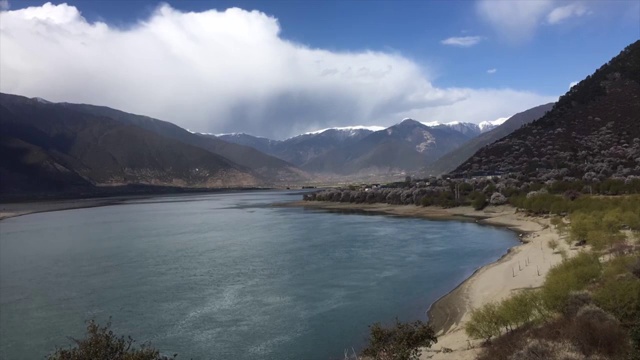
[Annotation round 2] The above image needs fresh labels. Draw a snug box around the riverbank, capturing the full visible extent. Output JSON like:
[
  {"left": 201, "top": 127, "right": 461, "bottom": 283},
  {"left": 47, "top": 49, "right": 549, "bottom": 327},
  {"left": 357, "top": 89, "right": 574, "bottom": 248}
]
[
  {"left": 0, "top": 197, "right": 137, "bottom": 221},
  {"left": 0, "top": 188, "right": 282, "bottom": 221},
  {"left": 285, "top": 201, "right": 569, "bottom": 360}
]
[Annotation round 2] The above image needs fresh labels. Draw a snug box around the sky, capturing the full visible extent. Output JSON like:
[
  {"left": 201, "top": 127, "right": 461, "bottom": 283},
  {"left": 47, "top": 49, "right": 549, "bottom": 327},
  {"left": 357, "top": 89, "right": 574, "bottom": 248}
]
[{"left": 1, "top": 0, "right": 638, "bottom": 139}]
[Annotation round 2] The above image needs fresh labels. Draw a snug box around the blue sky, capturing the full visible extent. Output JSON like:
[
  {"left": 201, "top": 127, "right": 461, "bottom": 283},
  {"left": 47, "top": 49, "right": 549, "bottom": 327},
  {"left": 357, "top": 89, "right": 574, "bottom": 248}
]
[{"left": 1, "top": 0, "right": 639, "bottom": 138}]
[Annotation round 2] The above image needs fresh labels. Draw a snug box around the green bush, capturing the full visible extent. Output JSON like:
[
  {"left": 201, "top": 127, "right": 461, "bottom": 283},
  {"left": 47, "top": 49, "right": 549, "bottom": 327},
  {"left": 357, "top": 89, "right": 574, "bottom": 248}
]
[
  {"left": 593, "top": 277, "right": 640, "bottom": 327},
  {"left": 362, "top": 319, "right": 437, "bottom": 360},
  {"left": 465, "top": 290, "right": 549, "bottom": 342},
  {"left": 470, "top": 192, "right": 488, "bottom": 210},
  {"left": 465, "top": 302, "right": 506, "bottom": 340},
  {"left": 541, "top": 252, "right": 601, "bottom": 312},
  {"left": 48, "top": 320, "right": 176, "bottom": 360},
  {"left": 499, "top": 291, "right": 544, "bottom": 329}
]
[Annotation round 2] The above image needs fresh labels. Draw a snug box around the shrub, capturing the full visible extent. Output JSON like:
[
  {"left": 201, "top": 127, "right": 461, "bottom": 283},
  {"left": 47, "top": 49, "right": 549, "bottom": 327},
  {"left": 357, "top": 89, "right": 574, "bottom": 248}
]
[
  {"left": 465, "top": 302, "right": 506, "bottom": 341},
  {"left": 593, "top": 277, "right": 640, "bottom": 326},
  {"left": 471, "top": 194, "right": 488, "bottom": 210},
  {"left": 499, "top": 291, "right": 546, "bottom": 329},
  {"left": 490, "top": 192, "right": 507, "bottom": 205},
  {"left": 361, "top": 319, "right": 437, "bottom": 360},
  {"left": 509, "top": 339, "right": 582, "bottom": 360},
  {"left": 47, "top": 320, "right": 176, "bottom": 360},
  {"left": 541, "top": 252, "right": 601, "bottom": 312},
  {"left": 562, "top": 291, "right": 592, "bottom": 318},
  {"left": 570, "top": 305, "right": 631, "bottom": 357}
]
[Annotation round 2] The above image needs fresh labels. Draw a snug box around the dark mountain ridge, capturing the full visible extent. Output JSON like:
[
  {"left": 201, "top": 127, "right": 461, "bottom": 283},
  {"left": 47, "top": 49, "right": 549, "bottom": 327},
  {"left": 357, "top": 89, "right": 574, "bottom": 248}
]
[
  {"left": 0, "top": 94, "right": 305, "bottom": 198},
  {"left": 59, "top": 103, "right": 307, "bottom": 183},
  {"left": 453, "top": 41, "right": 640, "bottom": 180},
  {"left": 428, "top": 103, "right": 554, "bottom": 175}
]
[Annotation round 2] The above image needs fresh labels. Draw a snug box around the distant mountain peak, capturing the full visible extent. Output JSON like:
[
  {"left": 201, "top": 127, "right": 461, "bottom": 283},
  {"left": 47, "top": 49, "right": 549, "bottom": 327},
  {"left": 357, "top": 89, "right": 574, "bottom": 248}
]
[
  {"left": 301, "top": 125, "right": 385, "bottom": 136},
  {"left": 397, "top": 118, "right": 422, "bottom": 126},
  {"left": 32, "top": 97, "right": 52, "bottom": 104},
  {"left": 478, "top": 117, "right": 508, "bottom": 131}
]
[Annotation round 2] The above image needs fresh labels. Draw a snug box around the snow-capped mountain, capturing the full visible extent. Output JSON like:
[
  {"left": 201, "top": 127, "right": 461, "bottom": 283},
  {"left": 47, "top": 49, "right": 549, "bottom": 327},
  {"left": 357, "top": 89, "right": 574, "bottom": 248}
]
[
  {"left": 302, "top": 125, "right": 385, "bottom": 137},
  {"left": 478, "top": 117, "right": 508, "bottom": 132},
  {"left": 420, "top": 119, "right": 508, "bottom": 137},
  {"left": 215, "top": 133, "right": 280, "bottom": 154},
  {"left": 213, "top": 114, "right": 524, "bottom": 175},
  {"left": 215, "top": 127, "right": 381, "bottom": 166},
  {"left": 302, "top": 119, "right": 471, "bottom": 175}
]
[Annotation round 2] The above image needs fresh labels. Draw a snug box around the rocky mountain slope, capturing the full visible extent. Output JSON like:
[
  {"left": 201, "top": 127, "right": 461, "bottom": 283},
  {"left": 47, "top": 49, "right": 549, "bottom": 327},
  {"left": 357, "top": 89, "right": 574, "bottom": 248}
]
[
  {"left": 60, "top": 103, "right": 307, "bottom": 183},
  {"left": 424, "top": 120, "right": 505, "bottom": 138},
  {"left": 429, "top": 103, "right": 554, "bottom": 175},
  {"left": 217, "top": 120, "right": 506, "bottom": 176},
  {"left": 218, "top": 127, "right": 379, "bottom": 167},
  {"left": 453, "top": 41, "right": 640, "bottom": 180},
  {"left": 0, "top": 94, "right": 305, "bottom": 197},
  {"left": 302, "top": 119, "right": 471, "bottom": 175},
  {"left": 217, "top": 121, "right": 505, "bottom": 171}
]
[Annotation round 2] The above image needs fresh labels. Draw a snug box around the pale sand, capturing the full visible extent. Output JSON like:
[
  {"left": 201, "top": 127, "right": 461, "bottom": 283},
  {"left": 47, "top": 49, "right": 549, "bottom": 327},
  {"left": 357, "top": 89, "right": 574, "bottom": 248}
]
[{"left": 285, "top": 201, "right": 570, "bottom": 360}]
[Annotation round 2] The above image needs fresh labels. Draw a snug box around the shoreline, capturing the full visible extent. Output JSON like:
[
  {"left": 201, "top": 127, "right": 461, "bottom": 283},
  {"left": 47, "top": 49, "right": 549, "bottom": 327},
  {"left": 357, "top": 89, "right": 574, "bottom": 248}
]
[
  {"left": 0, "top": 197, "right": 131, "bottom": 221},
  {"left": 0, "top": 188, "right": 280, "bottom": 221},
  {"left": 284, "top": 200, "right": 566, "bottom": 359}
]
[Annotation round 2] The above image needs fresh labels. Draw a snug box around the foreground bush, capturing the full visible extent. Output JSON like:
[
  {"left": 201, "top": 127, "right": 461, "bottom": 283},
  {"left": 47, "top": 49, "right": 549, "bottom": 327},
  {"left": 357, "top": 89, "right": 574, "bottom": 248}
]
[
  {"left": 593, "top": 277, "right": 640, "bottom": 327},
  {"left": 477, "top": 306, "right": 632, "bottom": 360},
  {"left": 465, "top": 291, "right": 548, "bottom": 341},
  {"left": 48, "top": 320, "right": 176, "bottom": 360},
  {"left": 361, "top": 319, "right": 437, "bottom": 360},
  {"left": 541, "top": 252, "right": 601, "bottom": 312}
]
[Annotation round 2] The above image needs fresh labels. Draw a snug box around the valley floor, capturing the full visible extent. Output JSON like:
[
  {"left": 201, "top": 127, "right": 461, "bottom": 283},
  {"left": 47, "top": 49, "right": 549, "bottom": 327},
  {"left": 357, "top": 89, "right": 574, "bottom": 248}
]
[{"left": 285, "top": 201, "right": 571, "bottom": 360}]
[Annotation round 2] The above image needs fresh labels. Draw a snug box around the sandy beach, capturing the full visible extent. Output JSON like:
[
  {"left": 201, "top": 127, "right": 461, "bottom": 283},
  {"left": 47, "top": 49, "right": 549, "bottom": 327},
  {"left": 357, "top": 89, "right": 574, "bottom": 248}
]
[{"left": 286, "top": 201, "right": 568, "bottom": 360}]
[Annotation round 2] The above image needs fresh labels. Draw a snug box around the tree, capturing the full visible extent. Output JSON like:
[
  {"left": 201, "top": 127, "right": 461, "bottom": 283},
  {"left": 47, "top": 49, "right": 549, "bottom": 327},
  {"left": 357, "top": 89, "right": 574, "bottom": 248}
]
[
  {"left": 361, "top": 319, "right": 437, "bottom": 360},
  {"left": 489, "top": 192, "right": 507, "bottom": 206},
  {"left": 465, "top": 303, "right": 506, "bottom": 341},
  {"left": 48, "top": 320, "right": 176, "bottom": 360}
]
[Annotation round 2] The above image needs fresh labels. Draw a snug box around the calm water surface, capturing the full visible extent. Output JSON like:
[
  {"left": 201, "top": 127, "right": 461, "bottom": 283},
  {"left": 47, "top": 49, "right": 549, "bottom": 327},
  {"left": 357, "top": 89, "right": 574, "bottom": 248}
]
[{"left": 0, "top": 191, "right": 517, "bottom": 360}]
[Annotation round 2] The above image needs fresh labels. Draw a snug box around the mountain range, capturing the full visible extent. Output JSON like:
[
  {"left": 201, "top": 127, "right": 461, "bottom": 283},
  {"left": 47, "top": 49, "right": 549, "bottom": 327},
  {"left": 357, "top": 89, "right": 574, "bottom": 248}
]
[
  {"left": 0, "top": 94, "right": 307, "bottom": 198},
  {"left": 216, "top": 118, "right": 511, "bottom": 176},
  {"left": 1, "top": 88, "right": 557, "bottom": 199}
]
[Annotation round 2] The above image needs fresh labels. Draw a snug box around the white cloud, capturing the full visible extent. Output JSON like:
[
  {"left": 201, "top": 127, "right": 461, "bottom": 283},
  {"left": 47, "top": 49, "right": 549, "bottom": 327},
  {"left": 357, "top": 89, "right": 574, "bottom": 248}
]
[
  {"left": 569, "top": 81, "right": 579, "bottom": 89},
  {"left": 477, "top": 0, "right": 554, "bottom": 42},
  {"left": 487, "top": 68, "right": 497, "bottom": 74},
  {"left": 0, "top": 3, "right": 556, "bottom": 139},
  {"left": 441, "top": 36, "right": 484, "bottom": 47},
  {"left": 397, "top": 88, "right": 556, "bottom": 126},
  {"left": 547, "top": 3, "right": 589, "bottom": 24}
]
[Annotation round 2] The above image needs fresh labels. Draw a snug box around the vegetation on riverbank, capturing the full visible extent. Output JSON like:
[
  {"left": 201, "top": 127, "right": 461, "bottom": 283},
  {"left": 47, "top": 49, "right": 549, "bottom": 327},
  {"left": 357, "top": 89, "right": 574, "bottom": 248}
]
[
  {"left": 52, "top": 318, "right": 438, "bottom": 360},
  {"left": 303, "top": 176, "right": 640, "bottom": 210},
  {"left": 464, "top": 196, "right": 640, "bottom": 360},
  {"left": 47, "top": 320, "right": 177, "bottom": 360}
]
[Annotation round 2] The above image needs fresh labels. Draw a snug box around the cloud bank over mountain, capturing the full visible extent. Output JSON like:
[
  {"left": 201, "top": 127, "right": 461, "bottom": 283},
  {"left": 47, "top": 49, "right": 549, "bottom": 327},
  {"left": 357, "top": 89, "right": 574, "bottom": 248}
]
[{"left": 0, "top": 2, "right": 555, "bottom": 139}]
